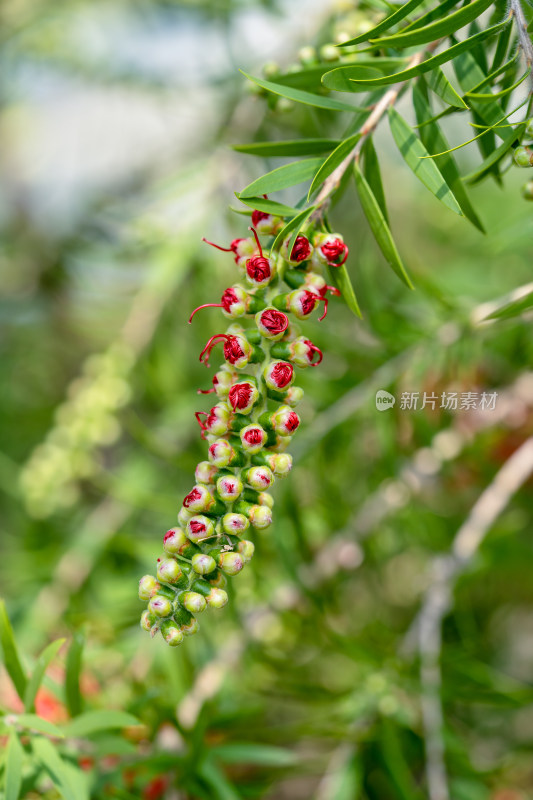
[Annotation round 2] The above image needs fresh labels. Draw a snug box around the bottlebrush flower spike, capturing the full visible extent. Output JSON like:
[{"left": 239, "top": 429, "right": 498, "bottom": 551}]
[{"left": 138, "top": 214, "right": 342, "bottom": 646}]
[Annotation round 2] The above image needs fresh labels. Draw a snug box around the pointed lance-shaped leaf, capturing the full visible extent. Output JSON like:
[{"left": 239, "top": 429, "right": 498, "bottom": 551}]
[
  {"left": 239, "top": 70, "right": 364, "bottom": 113},
  {"left": 484, "top": 289, "right": 533, "bottom": 321},
  {"left": 412, "top": 82, "right": 484, "bottom": 231},
  {"left": 236, "top": 196, "right": 300, "bottom": 217},
  {"left": 5, "top": 733, "right": 24, "bottom": 800},
  {"left": 353, "top": 162, "right": 413, "bottom": 290},
  {"left": 326, "top": 262, "right": 363, "bottom": 319},
  {"left": 239, "top": 158, "right": 325, "bottom": 198},
  {"left": 233, "top": 139, "right": 341, "bottom": 158},
  {"left": 24, "top": 638, "right": 65, "bottom": 712},
  {"left": 271, "top": 206, "right": 316, "bottom": 256},
  {"left": 426, "top": 67, "right": 468, "bottom": 109},
  {"left": 322, "top": 18, "right": 512, "bottom": 92},
  {"left": 453, "top": 51, "right": 508, "bottom": 140},
  {"left": 464, "top": 122, "right": 527, "bottom": 184},
  {"left": 401, "top": 0, "right": 460, "bottom": 33},
  {"left": 361, "top": 136, "right": 389, "bottom": 224},
  {"left": 339, "top": 0, "right": 427, "bottom": 46},
  {"left": 373, "top": 0, "right": 494, "bottom": 49},
  {"left": 65, "top": 632, "right": 84, "bottom": 717},
  {"left": 388, "top": 107, "right": 462, "bottom": 216},
  {"left": 0, "top": 599, "right": 27, "bottom": 702}
]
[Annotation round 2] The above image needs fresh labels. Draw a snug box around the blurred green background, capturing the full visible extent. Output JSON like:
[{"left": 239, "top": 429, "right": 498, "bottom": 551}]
[{"left": 1, "top": 1, "right": 533, "bottom": 798}]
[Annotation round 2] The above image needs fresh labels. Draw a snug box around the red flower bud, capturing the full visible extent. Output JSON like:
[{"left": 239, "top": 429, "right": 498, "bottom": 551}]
[
  {"left": 228, "top": 381, "right": 259, "bottom": 414},
  {"left": 289, "top": 337, "right": 323, "bottom": 367},
  {"left": 199, "top": 333, "right": 253, "bottom": 369},
  {"left": 255, "top": 307, "right": 289, "bottom": 340},
  {"left": 263, "top": 360, "right": 294, "bottom": 391},
  {"left": 313, "top": 232, "right": 349, "bottom": 266},
  {"left": 282, "top": 234, "right": 313, "bottom": 264},
  {"left": 240, "top": 423, "right": 268, "bottom": 454},
  {"left": 245, "top": 227, "right": 275, "bottom": 287},
  {"left": 251, "top": 210, "right": 282, "bottom": 235}
]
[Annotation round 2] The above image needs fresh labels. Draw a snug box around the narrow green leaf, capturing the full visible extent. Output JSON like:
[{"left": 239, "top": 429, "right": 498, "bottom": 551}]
[
  {"left": 0, "top": 599, "right": 27, "bottom": 702},
  {"left": 353, "top": 162, "right": 413, "bottom": 289},
  {"left": 4, "top": 732, "right": 24, "bottom": 800},
  {"left": 239, "top": 157, "right": 325, "bottom": 198},
  {"left": 24, "top": 639, "right": 65, "bottom": 713},
  {"left": 373, "top": 0, "right": 493, "bottom": 49},
  {"left": 491, "top": 19, "right": 513, "bottom": 71},
  {"left": 467, "top": 52, "right": 520, "bottom": 94},
  {"left": 402, "top": 0, "right": 459, "bottom": 32},
  {"left": 16, "top": 713, "right": 64, "bottom": 738},
  {"left": 327, "top": 263, "right": 363, "bottom": 319},
  {"left": 308, "top": 134, "right": 360, "bottom": 200},
  {"left": 272, "top": 59, "right": 407, "bottom": 89},
  {"left": 65, "top": 633, "right": 84, "bottom": 718},
  {"left": 427, "top": 67, "right": 467, "bottom": 109},
  {"left": 63, "top": 710, "right": 140, "bottom": 738},
  {"left": 236, "top": 196, "right": 299, "bottom": 217},
  {"left": 210, "top": 743, "right": 298, "bottom": 766},
  {"left": 199, "top": 758, "right": 241, "bottom": 800},
  {"left": 484, "top": 289, "right": 533, "bottom": 321},
  {"left": 362, "top": 136, "right": 389, "bottom": 223},
  {"left": 412, "top": 83, "right": 484, "bottom": 232},
  {"left": 328, "top": 751, "right": 363, "bottom": 800},
  {"left": 232, "top": 139, "right": 340, "bottom": 157},
  {"left": 464, "top": 122, "right": 526, "bottom": 183},
  {"left": 240, "top": 70, "right": 362, "bottom": 113},
  {"left": 322, "top": 18, "right": 512, "bottom": 91},
  {"left": 465, "top": 68, "right": 530, "bottom": 101},
  {"left": 339, "top": 0, "right": 427, "bottom": 46},
  {"left": 388, "top": 107, "right": 462, "bottom": 215},
  {"left": 271, "top": 206, "right": 315, "bottom": 256},
  {"left": 453, "top": 51, "right": 507, "bottom": 140},
  {"left": 32, "top": 738, "right": 78, "bottom": 800}
]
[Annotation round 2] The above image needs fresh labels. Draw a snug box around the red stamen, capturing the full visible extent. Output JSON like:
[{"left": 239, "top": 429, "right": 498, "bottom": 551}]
[
  {"left": 189, "top": 302, "right": 224, "bottom": 323},
  {"left": 306, "top": 341, "right": 323, "bottom": 366},
  {"left": 202, "top": 237, "right": 233, "bottom": 252},
  {"left": 323, "top": 284, "right": 341, "bottom": 297},
  {"left": 197, "top": 387, "right": 216, "bottom": 394},
  {"left": 248, "top": 226, "right": 264, "bottom": 258},
  {"left": 199, "top": 334, "right": 230, "bottom": 367},
  {"left": 318, "top": 297, "right": 329, "bottom": 322}
]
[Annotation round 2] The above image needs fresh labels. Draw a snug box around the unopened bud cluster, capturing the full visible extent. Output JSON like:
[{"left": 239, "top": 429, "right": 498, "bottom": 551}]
[
  {"left": 513, "top": 120, "right": 533, "bottom": 200},
  {"left": 138, "top": 208, "right": 348, "bottom": 645}
]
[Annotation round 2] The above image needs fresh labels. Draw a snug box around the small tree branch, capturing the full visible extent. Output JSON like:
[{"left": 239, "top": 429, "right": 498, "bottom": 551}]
[
  {"left": 407, "top": 436, "right": 533, "bottom": 800},
  {"left": 510, "top": 0, "right": 533, "bottom": 75}
]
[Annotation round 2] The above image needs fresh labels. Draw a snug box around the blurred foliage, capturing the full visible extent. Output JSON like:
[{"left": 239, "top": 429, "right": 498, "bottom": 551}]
[{"left": 1, "top": 1, "right": 533, "bottom": 799}]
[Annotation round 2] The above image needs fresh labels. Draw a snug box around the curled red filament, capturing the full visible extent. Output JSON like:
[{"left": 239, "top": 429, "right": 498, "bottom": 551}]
[
  {"left": 202, "top": 237, "right": 233, "bottom": 253},
  {"left": 304, "top": 340, "right": 323, "bottom": 366},
  {"left": 199, "top": 334, "right": 230, "bottom": 367},
  {"left": 321, "top": 284, "right": 341, "bottom": 298},
  {"left": 189, "top": 302, "right": 224, "bottom": 323},
  {"left": 195, "top": 411, "right": 209, "bottom": 438}
]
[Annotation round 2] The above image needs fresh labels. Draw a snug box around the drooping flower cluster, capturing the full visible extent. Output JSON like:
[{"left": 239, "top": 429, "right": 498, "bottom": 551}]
[{"left": 138, "top": 209, "right": 348, "bottom": 645}]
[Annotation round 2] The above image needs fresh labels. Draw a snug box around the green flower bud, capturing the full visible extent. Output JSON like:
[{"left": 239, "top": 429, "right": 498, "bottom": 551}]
[
  {"left": 182, "top": 484, "right": 224, "bottom": 515},
  {"left": 208, "top": 438, "right": 245, "bottom": 468},
  {"left": 217, "top": 550, "right": 245, "bottom": 576},
  {"left": 164, "top": 527, "right": 197, "bottom": 558},
  {"left": 138, "top": 574, "right": 160, "bottom": 601},
  {"left": 179, "top": 591, "right": 207, "bottom": 613},
  {"left": 186, "top": 514, "right": 216, "bottom": 544},
  {"left": 149, "top": 594, "right": 174, "bottom": 618},
  {"left": 140, "top": 610, "right": 157, "bottom": 632},
  {"left": 522, "top": 180, "right": 533, "bottom": 200},
  {"left": 192, "top": 553, "right": 217, "bottom": 575},
  {"left": 206, "top": 587, "right": 229, "bottom": 608},
  {"left": 181, "top": 617, "right": 200, "bottom": 636},
  {"left": 161, "top": 619, "right": 184, "bottom": 646},
  {"left": 234, "top": 500, "right": 273, "bottom": 529},
  {"left": 242, "top": 465, "right": 274, "bottom": 491},
  {"left": 513, "top": 146, "right": 533, "bottom": 167},
  {"left": 221, "top": 512, "right": 250, "bottom": 535},
  {"left": 177, "top": 506, "right": 194, "bottom": 528},
  {"left": 195, "top": 460, "right": 218, "bottom": 485},
  {"left": 257, "top": 491, "right": 274, "bottom": 508},
  {"left": 216, "top": 473, "right": 244, "bottom": 502},
  {"left": 156, "top": 557, "right": 184, "bottom": 586},
  {"left": 237, "top": 539, "right": 255, "bottom": 563},
  {"left": 320, "top": 43, "right": 339, "bottom": 62},
  {"left": 285, "top": 386, "right": 304, "bottom": 407},
  {"left": 240, "top": 424, "right": 268, "bottom": 454},
  {"left": 298, "top": 45, "right": 317, "bottom": 65}
]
